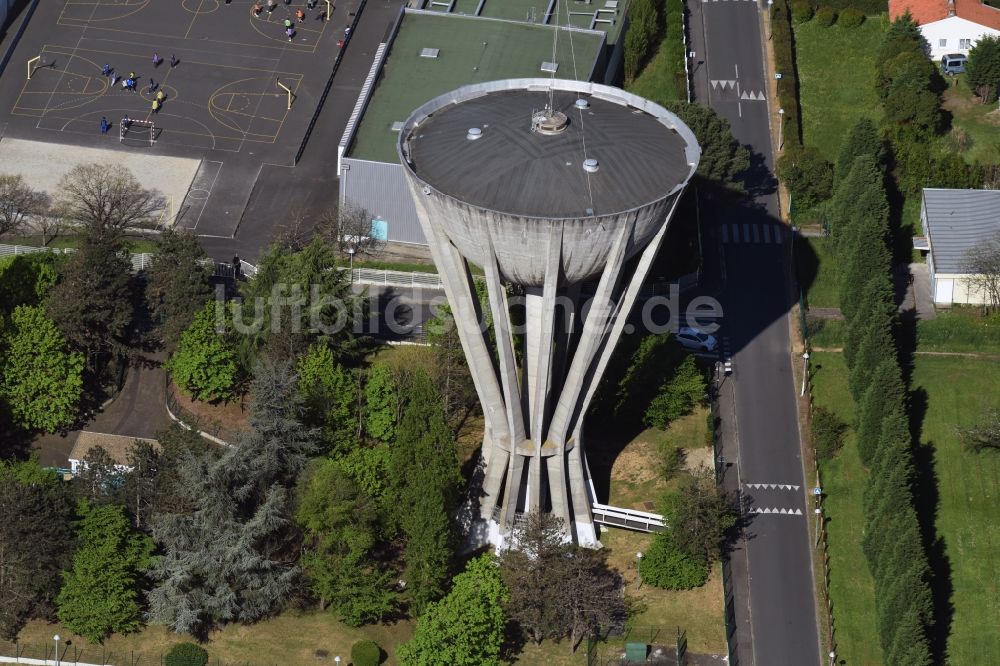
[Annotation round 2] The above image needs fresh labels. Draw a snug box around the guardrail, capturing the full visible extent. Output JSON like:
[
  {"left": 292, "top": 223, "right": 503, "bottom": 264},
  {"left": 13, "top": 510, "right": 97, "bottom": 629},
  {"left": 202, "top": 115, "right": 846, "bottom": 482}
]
[{"left": 591, "top": 503, "right": 666, "bottom": 533}]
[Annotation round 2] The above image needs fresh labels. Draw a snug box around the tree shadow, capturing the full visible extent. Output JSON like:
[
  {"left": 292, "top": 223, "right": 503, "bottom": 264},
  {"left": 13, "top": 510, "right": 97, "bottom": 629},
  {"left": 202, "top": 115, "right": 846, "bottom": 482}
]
[
  {"left": 741, "top": 150, "right": 779, "bottom": 200},
  {"left": 907, "top": 387, "right": 955, "bottom": 662}
]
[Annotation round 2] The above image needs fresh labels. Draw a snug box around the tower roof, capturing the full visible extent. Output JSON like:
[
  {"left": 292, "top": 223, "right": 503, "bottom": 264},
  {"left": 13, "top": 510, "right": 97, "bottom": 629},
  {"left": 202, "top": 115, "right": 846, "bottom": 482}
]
[{"left": 400, "top": 80, "right": 697, "bottom": 219}]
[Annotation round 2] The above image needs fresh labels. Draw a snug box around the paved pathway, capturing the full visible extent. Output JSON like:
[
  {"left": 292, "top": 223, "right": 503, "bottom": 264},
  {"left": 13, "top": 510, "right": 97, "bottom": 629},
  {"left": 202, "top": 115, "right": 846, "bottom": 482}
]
[{"left": 31, "top": 352, "right": 169, "bottom": 468}]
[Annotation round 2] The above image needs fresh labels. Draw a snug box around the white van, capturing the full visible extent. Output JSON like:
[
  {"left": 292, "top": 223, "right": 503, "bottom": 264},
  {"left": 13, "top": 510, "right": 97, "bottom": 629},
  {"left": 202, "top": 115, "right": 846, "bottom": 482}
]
[{"left": 941, "top": 53, "right": 967, "bottom": 74}]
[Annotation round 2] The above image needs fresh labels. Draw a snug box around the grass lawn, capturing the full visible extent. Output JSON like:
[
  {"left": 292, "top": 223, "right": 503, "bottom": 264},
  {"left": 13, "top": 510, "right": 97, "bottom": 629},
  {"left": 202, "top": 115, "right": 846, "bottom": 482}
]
[
  {"left": 917, "top": 309, "right": 1000, "bottom": 354},
  {"left": 942, "top": 76, "right": 1000, "bottom": 165},
  {"left": 809, "top": 352, "right": 881, "bottom": 665},
  {"left": 628, "top": 41, "right": 684, "bottom": 106},
  {"left": 809, "top": 351, "right": 1000, "bottom": 664},
  {"left": 795, "top": 235, "right": 840, "bottom": 309},
  {"left": 793, "top": 19, "right": 885, "bottom": 160}
]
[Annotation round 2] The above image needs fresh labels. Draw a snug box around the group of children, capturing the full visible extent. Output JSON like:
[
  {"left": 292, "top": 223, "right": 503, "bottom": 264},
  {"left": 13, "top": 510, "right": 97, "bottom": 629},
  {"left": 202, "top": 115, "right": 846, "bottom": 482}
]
[
  {"left": 253, "top": 0, "right": 326, "bottom": 41},
  {"left": 99, "top": 54, "right": 176, "bottom": 133}
]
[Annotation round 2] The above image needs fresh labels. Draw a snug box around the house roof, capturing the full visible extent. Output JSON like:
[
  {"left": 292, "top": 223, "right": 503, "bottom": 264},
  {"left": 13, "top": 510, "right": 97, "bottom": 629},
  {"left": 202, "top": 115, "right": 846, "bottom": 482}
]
[
  {"left": 69, "top": 432, "right": 159, "bottom": 466},
  {"left": 923, "top": 188, "right": 1000, "bottom": 274},
  {"left": 889, "top": 0, "right": 1000, "bottom": 31}
]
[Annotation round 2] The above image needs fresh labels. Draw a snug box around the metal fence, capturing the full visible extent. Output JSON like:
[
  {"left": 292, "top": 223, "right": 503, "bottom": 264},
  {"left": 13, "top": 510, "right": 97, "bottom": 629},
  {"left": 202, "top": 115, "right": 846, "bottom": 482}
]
[{"left": 0, "top": 243, "right": 154, "bottom": 274}]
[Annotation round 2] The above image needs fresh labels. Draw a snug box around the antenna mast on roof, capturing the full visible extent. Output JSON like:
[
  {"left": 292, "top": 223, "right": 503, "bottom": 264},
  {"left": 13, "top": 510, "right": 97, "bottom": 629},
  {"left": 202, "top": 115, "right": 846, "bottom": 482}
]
[{"left": 547, "top": 0, "right": 559, "bottom": 112}]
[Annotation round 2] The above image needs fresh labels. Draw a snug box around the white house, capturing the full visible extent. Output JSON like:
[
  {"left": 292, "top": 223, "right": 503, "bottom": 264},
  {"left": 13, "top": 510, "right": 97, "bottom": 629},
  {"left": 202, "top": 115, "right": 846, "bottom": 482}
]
[
  {"left": 890, "top": 0, "right": 1000, "bottom": 59},
  {"left": 917, "top": 188, "right": 1000, "bottom": 307}
]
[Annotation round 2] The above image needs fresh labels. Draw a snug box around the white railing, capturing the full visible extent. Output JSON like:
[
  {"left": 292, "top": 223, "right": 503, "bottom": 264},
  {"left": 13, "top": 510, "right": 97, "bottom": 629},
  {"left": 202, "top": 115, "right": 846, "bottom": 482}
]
[
  {"left": 591, "top": 503, "right": 666, "bottom": 533},
  {"left": 341, "top": 266, "right": 445, "bottom": 288}
]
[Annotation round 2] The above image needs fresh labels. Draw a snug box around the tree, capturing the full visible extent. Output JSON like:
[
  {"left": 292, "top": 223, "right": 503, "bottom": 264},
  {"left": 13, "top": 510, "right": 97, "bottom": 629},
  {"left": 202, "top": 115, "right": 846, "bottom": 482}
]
[
  {"left": 0, "top": 460, "right": 73, "bottom": 639},
  {"left": 74, "top": 445, "right": 126, "bottom": 506},
  {"left": 811, "top": 405, "right": 848, "bottom": 462},
  {"left": 316, "top": 201, "right": 386, "bottom": 258},
  {"left": 295, "top": 458, "right": 396, "bottom": 625},
  {"left": 854, "top": 358, "right": 906, "bottom": 466},
  {"left": 835, "top": 118, "right": 885, "bottom": 183},
  {"left": 397, "top": 555, "right": 507, "bottom": 666},
  {"left": 644, "top": 354, "right": 706, "bottom": 429},
  {"left": 623, "top": 0, "right": 659, "bottom": 84},
  {"left": 613, "top": 333, "right": 683, "bottom": 425},
  {"left": 426, "top": 304, "right": 476, "bottom": 427},
  {"left": 0, "top": 173, "right": 45, "bottom": 237},
  {"left": 364, "top": 362, "right": 398, "bottom": 442},
  {"left": 388, "top": 371, "right": 461, "bottom": 614},
  {"left": 123, "top": 439, "right": 159, "bottom": 530},
  {"left": 844, "top": 274, "right": 895, "bottom": 369},
  {"left": 958, "top": 408, "right": 1000, "bottom": 453},
  {"left": 829, "top": 156, "right": 889, "bottom": 258},
  {"left": 165, "top": 301, "right": 238, "bottom": 402},
  {"left": 0, "top": 252, "right": 60, "bottom": 315},
  {"left": 236, "top": 239, "right": 360, "bottom": 371},
  {"left": 46, "top": 231, "right": 134, "bottom": 361},
  {"left": 56, "top": 502, "right": 154, "bottom": 643},
  {"left": 963, "top": 232, "right": 1000, "bottom": 313},
  {"left": 776, "top": 145, "right": 834, "bottom": 210},
  {"left": 665, "top": 102, "right": 750, "bottom": 187},
  {"left": 0, "top": 305, "right": 84, "bottom": 432},
  {"left": 966, "top": 35, "right": 1000, "bottom": 103},
  {"left": 639, "top": 531, "right": 709, "bottom": 590},
  {"left": 661, "top": 468, "right": 737, "bottom": 565},
  {"left": 498, "top": 513, "right": 627, "bottom": 650},
  {"left": 56, "top": 163, "right": 166, "bottom": 234},
  {"left": 146, "top": 361, "right": 316, "bottom": 636},
  {"left": 847, "top": 322, "right": 896, "bottom": 402},
  {"left": 297, "top": 344, "right": 359, "bottom": 455},
  {"left": 146, "top": 228, "right": 213, "bottom": 349}
]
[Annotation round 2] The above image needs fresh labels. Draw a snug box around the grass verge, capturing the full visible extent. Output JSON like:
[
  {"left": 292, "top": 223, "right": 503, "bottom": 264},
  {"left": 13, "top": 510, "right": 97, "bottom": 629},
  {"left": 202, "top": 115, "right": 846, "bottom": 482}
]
[
  {"left": 794, "top": 19, "right": 884, "bottom": 160},
  {"left": 916, "top": 309, "right": 1000, "bottom": 354},
  {"left": 809, "top": 351, "right": 1000, "bottom": 664},
  {"left": 795, "top": 235, "right": 841, "bottom": 309}
]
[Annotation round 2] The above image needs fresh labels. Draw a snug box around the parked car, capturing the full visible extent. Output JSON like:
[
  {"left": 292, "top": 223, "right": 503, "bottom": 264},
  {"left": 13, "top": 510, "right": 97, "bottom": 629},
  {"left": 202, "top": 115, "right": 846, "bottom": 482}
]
[
  {"left": 676, "top": 326, "right": 718, "bottom": 352},
  {"left": 941, "top": 53, "right": 967, "bottom": 74}
]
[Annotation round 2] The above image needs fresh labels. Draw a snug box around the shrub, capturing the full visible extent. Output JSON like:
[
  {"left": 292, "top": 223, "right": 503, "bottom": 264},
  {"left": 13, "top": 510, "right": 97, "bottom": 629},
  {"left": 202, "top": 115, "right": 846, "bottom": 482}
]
[
  {"left": 814, "top": 5, "right": 837, "bottom": 25},
  {"left": 644, "top": 355, "right": 706, "bottom": 429},
  {"left": 776, "top": 145, "right": 834, "bottom": 210},
  {"left": 791, "top": 0, "right": 814, "bottom": 23},
  {"left": 838, "top": 7, "right": 865, "bottom": 26},
  {"left": 165, "top": 643, "right": 208, "bottom": 666},
  {"left": 351, "top": 639, "right": 383, "bottom": 666},
  {"left": 639, "top": 532, "right": 710, "bottom": 590},
  {"left": 771, "top": 0, "right": 802, "bottom": 148},
  {"left": 812, "top": 406, "right": 848, "bottom": 461}
]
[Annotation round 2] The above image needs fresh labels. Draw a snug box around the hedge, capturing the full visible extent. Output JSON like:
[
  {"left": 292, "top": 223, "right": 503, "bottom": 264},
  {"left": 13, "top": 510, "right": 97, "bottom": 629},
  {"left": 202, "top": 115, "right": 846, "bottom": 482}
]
[
  {"left": 664, "top": 0, "right": 688, "bottom": 99},
  {"left": 164, "top": 643, "right": 208, "bottom": 666},
  {"left": 838, "top": 7, "right": 865, "bottom": 26},
  {"left": 771, "top": 0, "right": 803, "bottom": 149},
  {"left": 791, "top": 0, "right": 814, "bottom": 23},
  {"left": 806, "top": 0, "right": 886, "bottom": 13},
  {"left": 351, "top": 640, "right": 382, "bottom": 666},
  {"left": 814, "top": 5, "right": 837, "bottom": 26}
]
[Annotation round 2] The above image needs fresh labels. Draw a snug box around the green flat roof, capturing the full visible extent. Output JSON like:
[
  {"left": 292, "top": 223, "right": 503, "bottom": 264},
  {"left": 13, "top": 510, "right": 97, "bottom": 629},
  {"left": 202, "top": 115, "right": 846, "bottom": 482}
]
[{"left": 347, "top": 11, "right": 604, "bottom": 163}]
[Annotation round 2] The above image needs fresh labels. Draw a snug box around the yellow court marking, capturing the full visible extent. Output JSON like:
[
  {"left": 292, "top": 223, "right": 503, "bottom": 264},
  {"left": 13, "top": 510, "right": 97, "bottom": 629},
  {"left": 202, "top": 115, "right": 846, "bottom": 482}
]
[
  {"left": 12, "top": 50, "right": 109, "bottom": 115},
  {"left": 38, "top": 43, "right": 305, "bottom": 77},
  {"left": 181, "top": 0, "right": 220, "bottom": 14},
  {"left": 59, "top": 0, "right": 151, "bottom": 24},
  {"left": 207, "top": 74, "right": 302, "bottom": 139}
]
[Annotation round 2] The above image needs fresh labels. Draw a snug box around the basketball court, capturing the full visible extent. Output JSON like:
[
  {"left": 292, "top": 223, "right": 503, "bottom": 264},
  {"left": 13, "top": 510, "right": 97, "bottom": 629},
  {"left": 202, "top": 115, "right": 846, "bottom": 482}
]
[{"left": 0, "top": 0, "right": 351, "bottom": 235}]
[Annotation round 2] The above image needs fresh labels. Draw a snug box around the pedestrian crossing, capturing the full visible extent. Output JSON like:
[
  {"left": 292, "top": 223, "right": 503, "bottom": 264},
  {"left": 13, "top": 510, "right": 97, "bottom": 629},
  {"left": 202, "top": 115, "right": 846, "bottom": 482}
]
[
  {"left": 720, "top": 223, "right": 788, "bottom": 245},
  {"left": 703, "top": 0, "right": 759, "bottom": 3}
]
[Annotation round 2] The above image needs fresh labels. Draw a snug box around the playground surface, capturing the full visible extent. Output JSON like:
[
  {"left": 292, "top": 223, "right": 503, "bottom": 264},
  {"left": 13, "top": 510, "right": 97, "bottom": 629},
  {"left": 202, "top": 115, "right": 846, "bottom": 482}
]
[{"left": 0, "top": 0, "right": 350, "bottom": 236}]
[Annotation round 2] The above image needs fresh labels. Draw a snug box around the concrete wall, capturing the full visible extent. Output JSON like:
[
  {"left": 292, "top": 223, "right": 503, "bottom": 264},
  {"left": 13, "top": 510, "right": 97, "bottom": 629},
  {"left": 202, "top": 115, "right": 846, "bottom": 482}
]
[{"left": 932, "top": 272, "right": 991, "bottom": 306}]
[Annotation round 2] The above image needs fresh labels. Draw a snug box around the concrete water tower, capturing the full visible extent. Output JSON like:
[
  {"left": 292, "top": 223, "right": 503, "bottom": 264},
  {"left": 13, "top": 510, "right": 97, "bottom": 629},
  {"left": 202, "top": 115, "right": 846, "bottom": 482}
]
[{"left": 398, "top": 79, "right": 700, "bottom": 547}]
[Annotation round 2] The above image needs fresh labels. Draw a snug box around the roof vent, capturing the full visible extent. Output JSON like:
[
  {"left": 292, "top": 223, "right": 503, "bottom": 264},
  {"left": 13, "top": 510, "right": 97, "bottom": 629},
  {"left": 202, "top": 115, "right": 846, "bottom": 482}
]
[
  {"left": 583, "top": 158, "right": 599, "bottom": 173},
  {"left": 420, "top": 48, "right": 440, "bottom": 58},
  {"left": 540, "top": 61, "right": 558, "bottom": 73},
  {"left": 390, "top": 121, "right": 404, "bottom": 132},
  {"left": 574, "top": 98, "right": 590, "bottom": 110},
  {"left": 466, "top": 127, "right": 483, "bottom": 140}
]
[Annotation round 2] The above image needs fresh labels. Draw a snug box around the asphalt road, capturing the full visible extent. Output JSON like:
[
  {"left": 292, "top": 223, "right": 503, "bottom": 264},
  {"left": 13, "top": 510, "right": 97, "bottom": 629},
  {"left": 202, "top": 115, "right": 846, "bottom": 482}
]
[{"left": 689, "top": 1, "right": 822, "bottom": 664}]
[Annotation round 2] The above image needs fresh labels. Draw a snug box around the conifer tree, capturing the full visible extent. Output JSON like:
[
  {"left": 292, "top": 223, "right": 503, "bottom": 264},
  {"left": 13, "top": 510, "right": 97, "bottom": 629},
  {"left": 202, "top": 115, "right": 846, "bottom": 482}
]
[
  {"left": 364, "top": 362, "right": 398, "bottom": 442},
  {"left": 145, "top": 228, "right": 213, "bottom": 350},
  {"left": 297, "top": 344, "right": 359, "bottom": 455},
  {"left": 855, "top": 358, "right": 906, "bottom": 465},
  {"left": 848, "top": 323, "right": 896, "bottom": 402},
  {"left": 389, "top": 370, "right": 460, "bottom": 614},
  {"left": 844, "top": 274, "right": 895, "bottom": 369},
  {"left": 835, "top": 118, "right": 885, "bottom": 184}
]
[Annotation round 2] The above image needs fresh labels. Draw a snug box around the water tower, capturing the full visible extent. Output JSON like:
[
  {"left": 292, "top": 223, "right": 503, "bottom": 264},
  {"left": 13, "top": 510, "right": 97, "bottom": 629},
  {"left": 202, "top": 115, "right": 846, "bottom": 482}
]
[{"left": 398, "top": 79, "right": 700, "bottom": 547}]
